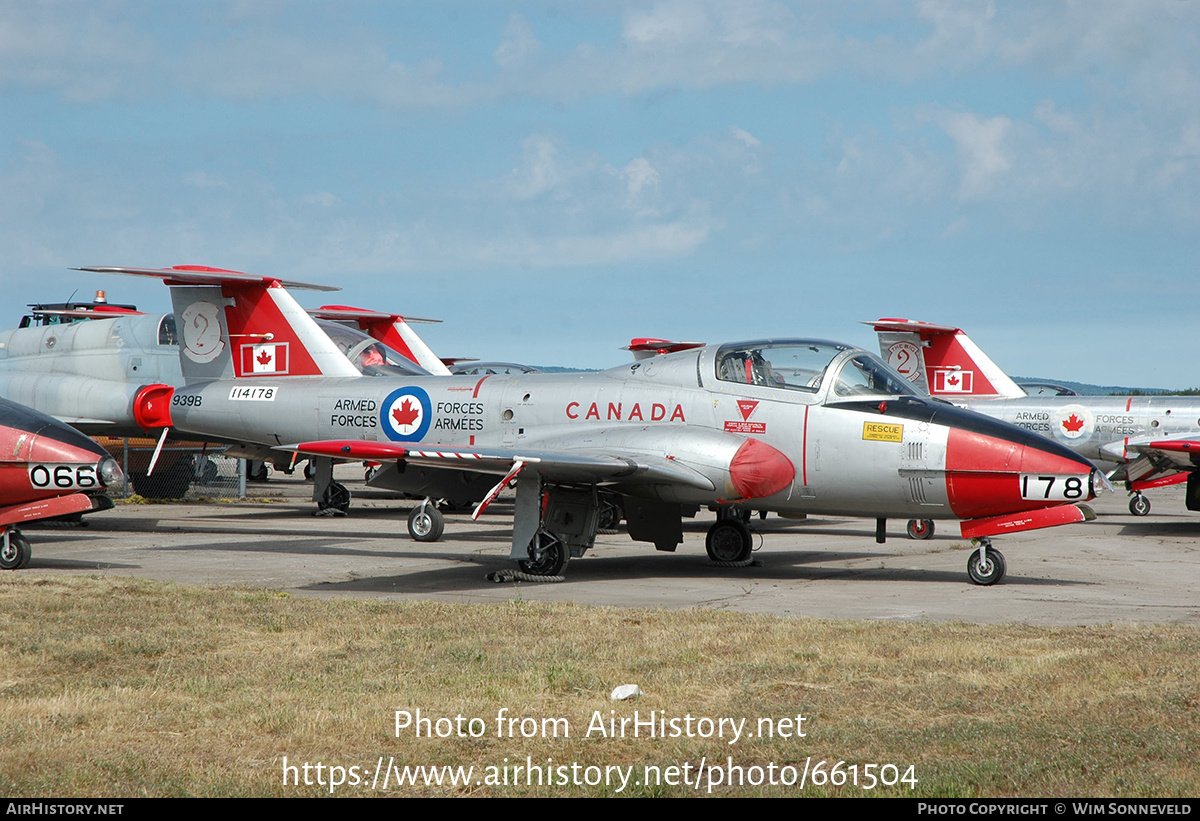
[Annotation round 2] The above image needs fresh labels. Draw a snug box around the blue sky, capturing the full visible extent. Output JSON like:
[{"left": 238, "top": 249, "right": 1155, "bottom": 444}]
[{"left": 2, "top": 1, "right": 1197, "bottom": 386}]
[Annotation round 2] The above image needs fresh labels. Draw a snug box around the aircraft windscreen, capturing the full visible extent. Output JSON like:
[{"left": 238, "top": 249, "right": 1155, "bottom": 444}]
[
  {"left": 832, "top": 354, "right": 920, "bottom": 399},
  {"left": 716, "top": 342, "right": 850, "bottom": 393}
]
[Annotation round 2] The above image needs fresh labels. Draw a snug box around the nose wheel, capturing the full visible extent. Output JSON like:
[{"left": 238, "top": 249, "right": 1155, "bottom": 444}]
[
  {"left": 1129, "top": 493, "right": 1151, "bottom": 516},
  {"left": 966, "top": 540, "right": 1006, "bottom": 586},
  {"left": 0, "top": 528, "right": 32, "bottom": 570}
]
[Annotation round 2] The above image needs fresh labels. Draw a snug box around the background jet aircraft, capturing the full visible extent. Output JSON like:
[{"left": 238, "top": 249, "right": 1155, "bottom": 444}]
[
  {"left": 83, "top": 264, "right": 1105, "bottom": 585},
  {"left": 869, "top": 318, "right": 1200, "bottom": 516},
  {"left": 0, "top": 287, "right": 451, "bottom": 496},
  {"left": 0, "top": 396, "right": 124, "bottom": 569}
]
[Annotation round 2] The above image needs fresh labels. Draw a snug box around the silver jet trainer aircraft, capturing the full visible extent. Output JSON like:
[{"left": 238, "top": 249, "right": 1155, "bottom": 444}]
[
  {"left": 869, "top": 318, "right": 1200, "bottom": 517},
  {"left": 81, "top": 265, "right": 1107, "bottom": 585}
]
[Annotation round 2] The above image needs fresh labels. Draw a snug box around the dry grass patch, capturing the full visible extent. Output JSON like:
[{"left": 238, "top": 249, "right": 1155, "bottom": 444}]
[{"left": 0, "top": 575, "right": 1197, "bottom": 797}]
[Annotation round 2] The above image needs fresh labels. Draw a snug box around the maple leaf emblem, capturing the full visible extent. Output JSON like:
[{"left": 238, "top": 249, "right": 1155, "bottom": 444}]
[
  {"left": 946, "top": 374, "right": 959, "bottom": 386},
  {"left": 256, "top": 349, "right": 273, "bottom": 366},
  {"left": 392, "top": 398, "right": 421, "bottom": 427},
  {"left": 1062, "top": 414, "right": 1085, "bottom": 433}
]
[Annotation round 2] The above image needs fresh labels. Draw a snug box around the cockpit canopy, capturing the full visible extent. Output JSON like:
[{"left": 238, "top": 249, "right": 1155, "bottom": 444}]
[
  {"left": 715, "top": 340, "right": 920, "bottom": 399},
  {"left": 315, "top": 319, "right": 433, "bottom": 377}
]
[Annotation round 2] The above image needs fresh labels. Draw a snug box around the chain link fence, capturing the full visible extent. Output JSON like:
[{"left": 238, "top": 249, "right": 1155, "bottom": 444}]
[{"left": 102, "top": 439, "right": 247, "bottom": 500}]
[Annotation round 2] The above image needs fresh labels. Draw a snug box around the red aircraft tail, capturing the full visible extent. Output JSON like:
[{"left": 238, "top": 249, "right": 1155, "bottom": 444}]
[
  {"left": 75, "top": 266, "right": 361, "bottom": 385},
  {"left": 865, "top": 318, "right": 1026, "bottom": 399}
]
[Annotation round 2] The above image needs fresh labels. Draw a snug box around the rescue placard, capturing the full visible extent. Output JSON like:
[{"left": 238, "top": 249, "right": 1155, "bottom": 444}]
[{"left": 862, "top": 422, "right": 903, "bottom": 442}]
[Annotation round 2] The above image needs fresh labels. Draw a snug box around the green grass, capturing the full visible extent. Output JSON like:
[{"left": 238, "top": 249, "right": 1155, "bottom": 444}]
[{"left": 1, "top": 575, "right": 1197, "bottom": 797}]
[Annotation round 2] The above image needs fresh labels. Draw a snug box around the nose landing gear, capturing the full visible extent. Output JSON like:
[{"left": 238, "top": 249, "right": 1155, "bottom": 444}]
[{"left": 967, "top": 539, "right": 1006, "bottom": 586}]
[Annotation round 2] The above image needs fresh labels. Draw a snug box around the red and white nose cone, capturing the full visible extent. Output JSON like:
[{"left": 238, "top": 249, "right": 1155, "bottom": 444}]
[
  {"left": 728, "top": 438, "right": 795, "bottom": 500},
  {"left": 945, "top": 427, "right": 1097, "bottom": 519}
]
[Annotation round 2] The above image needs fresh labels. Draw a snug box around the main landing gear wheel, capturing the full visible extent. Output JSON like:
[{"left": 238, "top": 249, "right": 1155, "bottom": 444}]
[
  {"left": 1129, "top": 494, "right": 1151, "bottom": 516},
  {"left": 706, "top": 518, "right": 753, "bottom": 564},
  {"left": 518, "top": 531, "right": 568, "bottom": 577},
  {"left": 597, "top": 496, "right": 623, "bottom": 534},
  {"left": 966, "top": 543, "right": 1006, "bottom": 586},
  {"left": 1, "top": 531, "right": 32, "bottom": 570},
  {"left": 407, "top": 503, "right": 445, "bottom": 542},
  {"left": 318, "top": 481, "right": 351, "bottom": 514},
  {"left": 906, "top": 519, "right": 935, "bottom": 540}
]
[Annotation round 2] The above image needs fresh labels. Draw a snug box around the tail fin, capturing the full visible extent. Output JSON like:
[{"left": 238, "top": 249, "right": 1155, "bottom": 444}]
[
  {"left": 76, "top": 266, "right": 361, "bottom": 385},
  {"left": 865, "top": 318, "right": 1026, "bottom": 399},
  {"left": 311, "top": 305, "right": 453, "bottom": 375}
]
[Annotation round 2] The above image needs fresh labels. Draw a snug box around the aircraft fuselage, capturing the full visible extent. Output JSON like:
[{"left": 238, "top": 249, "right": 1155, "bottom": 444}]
[{"left": 165, "top": 344, "right": 1101, "bottom": 523}]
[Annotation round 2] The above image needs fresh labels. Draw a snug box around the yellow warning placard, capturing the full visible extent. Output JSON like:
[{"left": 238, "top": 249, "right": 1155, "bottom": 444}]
[{"left": 862, "top": 422, "right": 903, "bottom": 442}]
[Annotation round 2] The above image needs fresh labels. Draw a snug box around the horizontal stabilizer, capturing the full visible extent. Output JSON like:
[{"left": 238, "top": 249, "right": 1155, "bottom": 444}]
[
  {"left": 311, "top": 305, "right": 441, "bottom": 324},
  {"left": 33, "top": 305, "right": 145, "bottom": 318},
  {"left": 75, "top": 265, "right": 341, "bottom": 292},
  {"left": 864, "top": 318, "right": 962, "bottom": 335},
  {"left": 623, "top": 338, "right": 706, "bottom": 361}
]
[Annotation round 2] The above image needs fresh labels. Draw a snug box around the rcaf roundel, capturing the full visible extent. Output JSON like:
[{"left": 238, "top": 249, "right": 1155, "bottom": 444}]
[
  {"left": 1054, "top": 404, "right": 1094, "bottom": 441},
  {"left": 380, "top": 386, "right": 432, "bottom": 442}
]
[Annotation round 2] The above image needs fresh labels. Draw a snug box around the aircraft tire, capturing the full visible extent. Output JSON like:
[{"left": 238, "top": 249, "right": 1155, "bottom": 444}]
[
  {"left": 319, "top": 482, "right": 352, "bottom": 514},
  {"left": 408, "top": 505, "right": 445, "bottom": 542},
  {"left": 1, "top": 532, "right": 31, "bottom": 571},
  {"left": 1129, "top": 494, "right": 1151, "bottom": 516},
  {"left": 906, "top": 519, "right": 935, "bottom": 540},
  {"left": 966, "top": 546, "right": 1006, "bottom": 586},
  {"left": 518, "top": 531, "right": 568, "bottom": 577},
  {"left": 706, "top": 519, "right": 752, "bottom": 564}
]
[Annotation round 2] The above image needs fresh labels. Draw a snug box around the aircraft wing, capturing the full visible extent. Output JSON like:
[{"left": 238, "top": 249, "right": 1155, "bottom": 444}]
[
  {"left": 278, "top": 439, "right": 717, "bottom": 491},
  {"left": 1101, "top": 432, "right": 1200, "bottom": 483}
]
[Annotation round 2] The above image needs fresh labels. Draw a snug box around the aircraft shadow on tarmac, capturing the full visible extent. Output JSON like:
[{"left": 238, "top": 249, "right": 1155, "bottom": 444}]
[
  {"left": 1113, "top": 518, "right": 1200, "bottom": 538},
  {"left": 294, "top": 544, "right": 1094, "bottom": 595},
  {"left": 21, "top": 506, "right": 1094, "bottom": 589}
]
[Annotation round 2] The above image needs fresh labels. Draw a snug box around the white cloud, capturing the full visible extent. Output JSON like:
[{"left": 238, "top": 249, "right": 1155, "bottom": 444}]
[
  {"left": 508, "top": 135, "right": 564, "bottom": 201},
  {"left": 494, "top": 14, "right": 539, "bottom": 68},
  {"left": 183, "top": 171, "right": 231, "bottom": 190},
  {"left": 730, "top": 126, "right": 761, "bottom": 148},
  {"left": 938, "top": 111, "right": 1012, "bottom": 199},
  {"left": 302, "top": 192, "right": 341, "bottom": 207},
  {"left": 622, "top": 157, "right": 660, "bottom": 199}
]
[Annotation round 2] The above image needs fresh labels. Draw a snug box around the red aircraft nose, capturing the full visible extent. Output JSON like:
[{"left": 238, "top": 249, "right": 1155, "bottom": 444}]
[{"left": 945, "top": 426, "right": 1098, "bottom": 520}]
